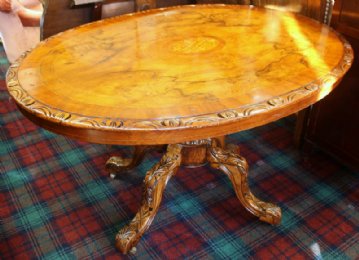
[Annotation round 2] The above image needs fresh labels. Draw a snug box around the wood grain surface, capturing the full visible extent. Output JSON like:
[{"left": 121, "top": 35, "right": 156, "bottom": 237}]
[{"left": 6, "top": 5, "right": 353, "bottom": 145}]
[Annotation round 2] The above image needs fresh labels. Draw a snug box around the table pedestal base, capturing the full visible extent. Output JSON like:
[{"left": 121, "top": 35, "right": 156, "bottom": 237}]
[{"left": 112, "top": 138, "right": 281, "bottom": 254}]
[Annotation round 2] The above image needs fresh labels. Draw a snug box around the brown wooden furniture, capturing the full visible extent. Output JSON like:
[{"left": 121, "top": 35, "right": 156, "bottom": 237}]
[
  {"left": 299, "top": 0, "right": 359, "bottom": 170},
  {"left": 196, "top": 0, "right": 333, "bottom": 23},
  {"left": 6, "top": 5, "right": 353, "bottom": 254},
  {"left": 201, "top": 1, "right": 336, "bottom": 148},
  {"left": 41, "top": 0, "right": 215, "bottom": 42},
  {"left": 40, "top": 0, "right": 157, "bottom": 39},
  {"left": 249, "top": 0, "right": 333, "bottom": 23},
  {"left": 41, "top": 0, "right": 93, "bottom": 39},
  {"left": 241, "top": 0, "right": 335, "bottom": 147}
]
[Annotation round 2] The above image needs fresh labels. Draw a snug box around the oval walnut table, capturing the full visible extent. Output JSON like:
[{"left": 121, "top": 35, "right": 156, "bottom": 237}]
[{"left": 6, "top": 5, "right": 353, "bottom": 254}]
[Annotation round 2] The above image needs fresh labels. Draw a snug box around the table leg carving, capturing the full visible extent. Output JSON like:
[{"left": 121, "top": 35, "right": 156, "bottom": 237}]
[
  {"left": 207, "top": 142, "right": 281, "bottom": 225},
  {"left": 213, "top": 136, "right": 240, "bottom": 154},
  {"left": 106, "top": 146, "right": 153, "bottom": 178},
  {"left": 115, "top": 144, "right": 182, "bottom": 254},
  {"left": 215, "top": 136, "right": 226, "bottom": 148}
]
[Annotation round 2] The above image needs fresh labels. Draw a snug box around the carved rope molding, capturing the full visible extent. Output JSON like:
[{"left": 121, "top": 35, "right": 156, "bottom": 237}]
[{"left": 6, "top": 6, "right": 354, "bottom": 132}]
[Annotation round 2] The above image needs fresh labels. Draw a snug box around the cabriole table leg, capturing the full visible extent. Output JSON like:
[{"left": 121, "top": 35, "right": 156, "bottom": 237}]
[
  {"left": 115, "top": 144, "right": 182, "bottom": 254},
  {"left": 207, "top": 140, "right": 281, "bottom": 225}
]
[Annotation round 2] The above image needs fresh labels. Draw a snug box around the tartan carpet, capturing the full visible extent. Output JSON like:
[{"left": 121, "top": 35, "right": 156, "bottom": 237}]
[
  {"left": 0, "top": 49, "right": 358, "bottom": 259},
  {"left": 0, "top": 42, "right": 9, "bottom": 80}
]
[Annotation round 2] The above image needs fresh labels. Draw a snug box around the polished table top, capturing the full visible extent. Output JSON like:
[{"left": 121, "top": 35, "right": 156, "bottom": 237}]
[{"left": 7, "top": 5, "right": 353, "bottom": 145}]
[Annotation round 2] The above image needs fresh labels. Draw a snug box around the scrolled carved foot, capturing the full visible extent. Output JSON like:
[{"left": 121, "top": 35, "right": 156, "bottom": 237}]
[
  {"left": 106, "top": 146, "right": 153, "bottom": 178},
  {"left": 115, "top": 144, "right": 182, "bottom": 254},
  {"left": 207, "top": 142, "right": 281, "bottom": 225}
]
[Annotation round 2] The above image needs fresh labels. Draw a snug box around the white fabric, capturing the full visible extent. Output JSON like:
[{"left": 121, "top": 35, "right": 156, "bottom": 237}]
[
  {"left": 0, "top": 0, "right": 40, "bottom": 63},
  {"left": 19, "top": 0, "right": 42, "bottom": 8}
]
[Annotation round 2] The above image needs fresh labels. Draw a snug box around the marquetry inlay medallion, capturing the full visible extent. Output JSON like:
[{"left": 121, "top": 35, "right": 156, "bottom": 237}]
[{"left": 170, "top": 36, "right": 223, "bottom": 54}]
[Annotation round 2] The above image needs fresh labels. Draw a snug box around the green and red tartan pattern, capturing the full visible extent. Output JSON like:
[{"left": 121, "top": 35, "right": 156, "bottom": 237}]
[
  {"left": 0, "top": 61, "right": 358, "bottom": 258},
  {"left": 0, "top": 43, "right": 9, "bottom": 80}
]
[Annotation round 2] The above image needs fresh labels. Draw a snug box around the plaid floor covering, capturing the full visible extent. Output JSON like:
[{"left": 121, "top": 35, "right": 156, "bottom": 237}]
[
  {"left": 0, "top": 46, "right": 358, "bottom": 259},
  {"left": 0, "top": 43, "right": 9, "bottom": 80}
]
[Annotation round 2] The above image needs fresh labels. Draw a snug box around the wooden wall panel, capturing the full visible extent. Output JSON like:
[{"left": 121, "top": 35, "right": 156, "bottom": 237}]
[
  {"left": 41, "top": 0, "right": 94, "bottom": 40},
  {"left": 340, "top": 0, "right": 359, "bottom": 28},
  {"left": 303, "top": 0, "right": 359, "bottom": 170},
  {"left": 194, "top": 0, "right": 327, "bottom": 23},
  {"left": 40, "top": 0, "right": 327, "bottom": 40},
  {"left": 250, "top": 0, "right": 326, "bottom": 22},
  {"left": 41, "top": 0, "right": 195, "bottom": 39},
  {"left": 196, "top": 0, "right": 249, "bottom": 4},
  {"left": 332, "top": 0, "right": 359, "bottom": 38},
  {"left": 157, "top": 0, "right": 194, "bottom": 7}
]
